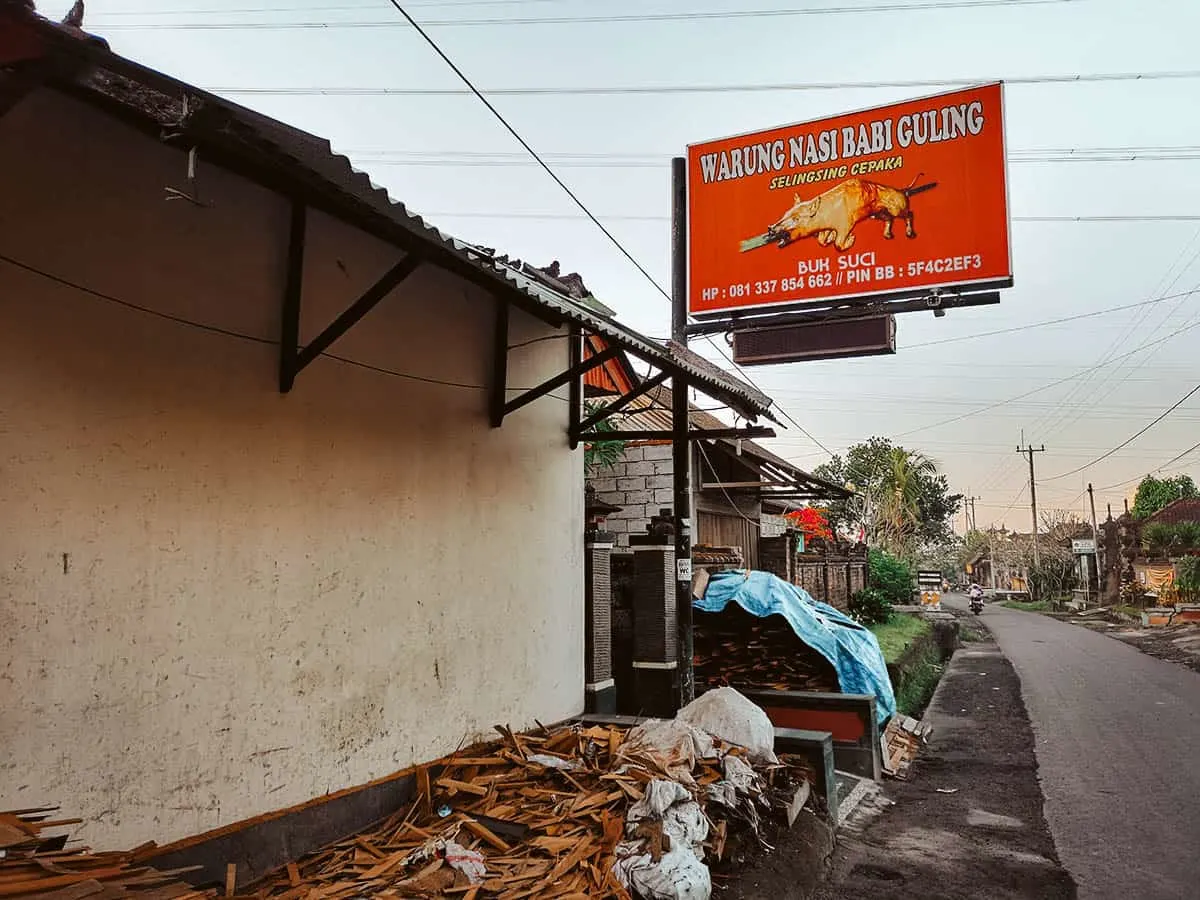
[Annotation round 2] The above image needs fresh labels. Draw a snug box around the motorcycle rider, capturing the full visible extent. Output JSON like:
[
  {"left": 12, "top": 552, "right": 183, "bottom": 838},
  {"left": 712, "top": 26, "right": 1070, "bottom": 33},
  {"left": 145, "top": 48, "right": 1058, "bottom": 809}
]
[{"left": 968, "top": 582, "right": 985, "bottom": 613}]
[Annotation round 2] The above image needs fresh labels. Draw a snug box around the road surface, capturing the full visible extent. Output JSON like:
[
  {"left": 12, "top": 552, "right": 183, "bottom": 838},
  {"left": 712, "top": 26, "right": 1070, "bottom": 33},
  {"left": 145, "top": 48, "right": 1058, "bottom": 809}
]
[{"left": 951, "top": 596, "right": 1200, "bottom": 900}]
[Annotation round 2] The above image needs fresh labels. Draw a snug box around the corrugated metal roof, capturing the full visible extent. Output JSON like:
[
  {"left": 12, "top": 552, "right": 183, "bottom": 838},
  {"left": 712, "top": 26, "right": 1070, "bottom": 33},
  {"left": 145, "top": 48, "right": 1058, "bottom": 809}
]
[
  {"left": 8, "top": 9, "right": 774, "bottom": 423},
  {"left": 597, "top": 384, "right": 847, "bottom": 498}
]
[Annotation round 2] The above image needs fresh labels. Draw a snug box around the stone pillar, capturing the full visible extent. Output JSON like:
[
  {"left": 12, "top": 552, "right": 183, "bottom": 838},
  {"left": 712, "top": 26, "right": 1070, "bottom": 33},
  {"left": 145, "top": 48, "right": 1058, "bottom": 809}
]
[
  {"left": 630, "top": 542, "right": 679, "bottom": 717},
  {"left": 584, "top": 538, "right": 616, "bottom": 714}
]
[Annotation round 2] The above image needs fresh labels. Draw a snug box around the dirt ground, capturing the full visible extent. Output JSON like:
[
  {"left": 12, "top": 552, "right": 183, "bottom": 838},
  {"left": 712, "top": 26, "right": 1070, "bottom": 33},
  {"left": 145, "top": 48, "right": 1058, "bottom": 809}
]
[
  {"left": 811, "top": 618, "right": 1077, "bottom": 900},
  {"left": 1066, "top": 616, "right": 1200, "bottom": 674}
]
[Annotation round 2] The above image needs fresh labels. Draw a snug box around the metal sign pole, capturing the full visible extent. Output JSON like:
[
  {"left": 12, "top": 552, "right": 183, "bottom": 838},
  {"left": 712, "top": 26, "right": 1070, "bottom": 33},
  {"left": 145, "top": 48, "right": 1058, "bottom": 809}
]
[{"left": 671, "top": 156, "right": 694, "bottom": 707}]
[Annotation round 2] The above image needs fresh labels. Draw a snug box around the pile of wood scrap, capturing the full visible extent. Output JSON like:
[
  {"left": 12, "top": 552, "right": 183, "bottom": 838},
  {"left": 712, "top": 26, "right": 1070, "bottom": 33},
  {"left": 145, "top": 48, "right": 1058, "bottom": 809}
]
[
  {"left": 880, "top": 715, "right": 933, "bottom": 779},
  {"left": 693, "top": 608, "right": 839, "bottom": 694},
  {"left": 0, "top": 807, "right": 212, "bottom": 900},
  {"left": 253, "top": 721, "right": 808, "bottom": 899}
]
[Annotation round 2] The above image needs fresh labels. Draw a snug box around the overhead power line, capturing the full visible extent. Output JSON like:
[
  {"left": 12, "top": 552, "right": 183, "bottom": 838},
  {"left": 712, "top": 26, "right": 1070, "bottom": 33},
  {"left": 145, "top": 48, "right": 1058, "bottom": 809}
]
[
  {"left": 317, "top": 148, "right": 1200, "bottom": 168},
  {"left": 397, "top": 210, "right": 1200, "bottom": 224},
  {"left": 380, "top": 3, "right": 833, "bottom": 457},
  {"left": 91, "top": 0, "right": 1087, "bottom": 30},
  {"left": 890, "top": 316, "right": 1200, "bottom": 438},
  {"left": 201, "top": 69, "right": 1200, "bottom": 96},
  {"left": 375, "top": 2, "right": 669, "bottom": 305},
  {"left": 904, "top": 289, "right": 1200, "bottom": 349},
  {"left": 1094, "top": 441, "right": 1200, "bottom": 493},
  {"left": 1042, "top": 381, "right": 1200, "bottom": 481}
]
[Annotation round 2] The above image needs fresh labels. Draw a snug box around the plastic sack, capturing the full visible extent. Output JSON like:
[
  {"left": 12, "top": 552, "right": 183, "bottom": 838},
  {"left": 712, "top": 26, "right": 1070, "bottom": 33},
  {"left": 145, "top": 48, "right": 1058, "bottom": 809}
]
[
  {"left": 677, "top": 686, "right": 779, "bottom": 765},
  {"left": 613, "top": 780, "right": 712, "bottom": 900},
  {"left": 441, "top": 840, "right": 486, "bottom": 884},
  {"left": 612, "top": 845, "right": 712, "bottom": 900},
  {"left": 622, "top": 718, "right": 717, "bottom": 779},
  {"left": 526, "top": 753, "right": 581, "bottom": 771},
  {"left": 626, "top": 780, "right": 709, "bottom": 854}
]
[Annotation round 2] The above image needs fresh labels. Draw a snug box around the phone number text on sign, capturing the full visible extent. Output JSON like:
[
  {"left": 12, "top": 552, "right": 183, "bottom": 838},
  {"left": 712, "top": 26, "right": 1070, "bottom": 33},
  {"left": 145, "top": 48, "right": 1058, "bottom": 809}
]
[{"left": 704, "top": 252, "right": 988, "bottom": 305}]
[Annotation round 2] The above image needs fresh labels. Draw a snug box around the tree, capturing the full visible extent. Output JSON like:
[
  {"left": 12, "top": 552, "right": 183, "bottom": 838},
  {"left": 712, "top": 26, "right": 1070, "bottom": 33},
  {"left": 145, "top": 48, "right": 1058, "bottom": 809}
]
[
  {"left": 1132, "top": 474, "right": 1198, "bottom": 519},
  {"left": 814, "top": 437, "right": 963, "bottom": 557},
  {"left": 583, "top": 401, "right": 626, "bottom": 472}
]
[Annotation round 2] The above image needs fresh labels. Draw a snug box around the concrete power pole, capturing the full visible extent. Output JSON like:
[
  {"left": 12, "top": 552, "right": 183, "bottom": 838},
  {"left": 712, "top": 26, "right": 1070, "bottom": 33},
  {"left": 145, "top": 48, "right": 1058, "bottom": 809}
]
[
  {"left": 1088, "top": 482, "right": 1101, "bottom": 597},
  {"left": 1017, "top": 443, "right": 1047, "bottom": 594},
  {"left": 966, "top": 495, "right": 980, "bottom": 532}
]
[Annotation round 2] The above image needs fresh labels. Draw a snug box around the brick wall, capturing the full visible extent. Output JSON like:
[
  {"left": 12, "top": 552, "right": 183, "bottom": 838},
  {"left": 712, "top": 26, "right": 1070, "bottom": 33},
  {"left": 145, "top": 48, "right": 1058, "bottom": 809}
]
[
  {"left": 828, "top": 564, "right": 849, "bottom": 610},
  {"left": 850, "top": 562, "right": 866, "bottom": 596},
  {"left": 588, "top": 444, "right": 675, "bottom": 546},
  {"left": 759, "top": 534, "right": 791, "bottom": 581}
]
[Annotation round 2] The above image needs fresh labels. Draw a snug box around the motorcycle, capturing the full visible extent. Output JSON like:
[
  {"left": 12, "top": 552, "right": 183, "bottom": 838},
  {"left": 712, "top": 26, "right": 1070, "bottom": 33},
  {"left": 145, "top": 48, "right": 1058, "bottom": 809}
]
[{"left": 969, "top": 591, "right": 985, "bottom": 615}]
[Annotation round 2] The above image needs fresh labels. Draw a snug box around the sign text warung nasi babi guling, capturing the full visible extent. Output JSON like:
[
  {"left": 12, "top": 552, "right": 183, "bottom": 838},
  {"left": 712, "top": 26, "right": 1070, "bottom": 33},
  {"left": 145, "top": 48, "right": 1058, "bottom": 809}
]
[{"left": 687, "top": 83, "right": 1012, "bottom": 317}]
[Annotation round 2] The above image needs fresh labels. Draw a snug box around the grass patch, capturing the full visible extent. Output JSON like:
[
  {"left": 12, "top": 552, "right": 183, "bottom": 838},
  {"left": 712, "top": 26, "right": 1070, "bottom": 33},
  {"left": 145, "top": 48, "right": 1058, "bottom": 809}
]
[
  {"left": 895, "top": 642, "right": 943, "bottom": 717},
  {"left": 959, "top": 622, "right": 987, "bottom": 643},
  {"left": 870, "top": 614, "right": 932, "bottom": 664},
  {"left": 1113, "top": 605, "right": 1142, "bottom": 619},
  {"left": 1001, "top": 600, "right": 1052, "bottom": 612}
]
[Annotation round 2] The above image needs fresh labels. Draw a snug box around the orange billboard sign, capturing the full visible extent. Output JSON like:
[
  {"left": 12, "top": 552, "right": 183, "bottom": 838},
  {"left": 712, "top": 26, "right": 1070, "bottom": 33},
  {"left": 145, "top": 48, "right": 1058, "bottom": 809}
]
[{"left": 687, "top": 83, "right": 1011, "bottom": 317}]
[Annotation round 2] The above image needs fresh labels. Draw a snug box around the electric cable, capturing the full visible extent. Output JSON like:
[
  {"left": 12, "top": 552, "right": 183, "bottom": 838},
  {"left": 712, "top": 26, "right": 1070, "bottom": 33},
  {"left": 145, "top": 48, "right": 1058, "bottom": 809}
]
[
  {"left": 0, "top": 251, "right": 564, "bottom": 396},
  {"left": 1042, "top": 382, "right": 1200, "bottom": 481},
  {"left": 90, "top": 1, "right": 1091, "bottom": 30},
  {"left": 382, "top": 3, "right": 837, "bottom": 458}
]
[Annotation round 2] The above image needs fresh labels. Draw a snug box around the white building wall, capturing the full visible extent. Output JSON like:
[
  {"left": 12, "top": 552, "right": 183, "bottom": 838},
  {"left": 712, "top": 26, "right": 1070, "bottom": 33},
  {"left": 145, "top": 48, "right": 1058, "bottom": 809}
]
[{"left": 0, "top": 91, "right": 583, "bottom": 848}]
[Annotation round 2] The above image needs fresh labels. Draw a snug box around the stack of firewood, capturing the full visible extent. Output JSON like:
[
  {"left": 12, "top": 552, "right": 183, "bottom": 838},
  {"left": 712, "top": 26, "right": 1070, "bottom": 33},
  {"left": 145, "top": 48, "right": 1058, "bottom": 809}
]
[{"left": 0, "top": 808, "right": 213, "bottom": 900}]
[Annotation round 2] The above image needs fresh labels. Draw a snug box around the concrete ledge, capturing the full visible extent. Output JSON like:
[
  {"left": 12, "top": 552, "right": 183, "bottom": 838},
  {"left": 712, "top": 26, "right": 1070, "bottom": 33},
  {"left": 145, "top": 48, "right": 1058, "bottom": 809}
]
[
  {"left": 774, "top": 727, "right": 838, "bottom": 828},
  {"left": 146, "top": 770, "right": 416, "bottom": 890},
  {"left": 741, "top": 690, "right": 880, "bottom": 782}
]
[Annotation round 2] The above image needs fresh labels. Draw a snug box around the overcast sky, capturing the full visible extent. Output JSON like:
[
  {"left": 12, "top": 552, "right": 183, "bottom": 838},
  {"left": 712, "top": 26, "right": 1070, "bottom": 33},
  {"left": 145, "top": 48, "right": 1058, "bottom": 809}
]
[{"left": 48, "top": 0, "right": 1200, "bottom": 530}]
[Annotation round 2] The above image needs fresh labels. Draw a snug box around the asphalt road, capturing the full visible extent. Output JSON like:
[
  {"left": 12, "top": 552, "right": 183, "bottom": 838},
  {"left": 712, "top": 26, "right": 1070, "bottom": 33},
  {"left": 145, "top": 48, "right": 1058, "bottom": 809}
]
[{"left": 950, "top": 596, "right": 1200, "bottom": 900}]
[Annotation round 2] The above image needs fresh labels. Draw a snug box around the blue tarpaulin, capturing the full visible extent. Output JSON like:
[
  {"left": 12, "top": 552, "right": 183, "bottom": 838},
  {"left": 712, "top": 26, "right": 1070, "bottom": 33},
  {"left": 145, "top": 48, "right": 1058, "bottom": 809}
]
[{"left": 696, "top": 569, "right": 896, "bottom": 723}]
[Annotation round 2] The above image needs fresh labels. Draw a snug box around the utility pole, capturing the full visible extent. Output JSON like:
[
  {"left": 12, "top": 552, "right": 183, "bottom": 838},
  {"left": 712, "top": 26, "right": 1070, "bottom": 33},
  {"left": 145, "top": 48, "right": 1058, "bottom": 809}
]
[
  {"left": 988, "top": 527, "right": 997, "bottom": 591},
  {"left": 670, "top": 156, "right": 694, "bottom": 707},
  {"left": 1016, "top": 443, "right": 1046, "bottom": 595},
  {"left": 965, "top": 495, "right": 980, "bottom": 532},
  {"left": 1088, "top": 482, "right": 1101, "bottom": 602}
]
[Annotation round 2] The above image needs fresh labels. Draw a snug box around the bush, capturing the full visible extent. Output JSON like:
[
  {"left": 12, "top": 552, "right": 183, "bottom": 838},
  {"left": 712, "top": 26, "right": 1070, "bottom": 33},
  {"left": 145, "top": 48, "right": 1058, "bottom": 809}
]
[
  {"left": 1144, "top": 521, "right": 1200, "bottom": 554},
  {"left": 1174, "top": 522, "right": 1200, "bottom": 549},
  {"left": 849, "top": 587, "right": 893, "bottom": 626},
  {"left": 868, "top": 548, "right": 913, "bottom": 605},
  {"left": 1178, "top": 555, "right": 1200, "bottom": 602},
  {"left": 1143, "top": 522, "right": 1174, "bottom": 553}
]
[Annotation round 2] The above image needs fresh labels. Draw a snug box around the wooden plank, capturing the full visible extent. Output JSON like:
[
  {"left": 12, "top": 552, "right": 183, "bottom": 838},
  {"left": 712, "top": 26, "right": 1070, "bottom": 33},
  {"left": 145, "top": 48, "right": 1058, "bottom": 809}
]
[
  {"left": 455, "top": 817, "right": 510, "bottom": 853},
  {"left": 224, "top": 864, "right": 236, "bottom": 898},
  {"left": 435, "top": 779, "right": 489, "bottom": 798}
]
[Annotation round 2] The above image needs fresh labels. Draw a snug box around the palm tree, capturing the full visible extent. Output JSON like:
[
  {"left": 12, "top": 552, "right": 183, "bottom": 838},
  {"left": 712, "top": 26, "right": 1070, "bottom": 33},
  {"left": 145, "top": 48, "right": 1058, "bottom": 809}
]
[{"left": 870, "top": 448, "right": 939, "bottom": 557}]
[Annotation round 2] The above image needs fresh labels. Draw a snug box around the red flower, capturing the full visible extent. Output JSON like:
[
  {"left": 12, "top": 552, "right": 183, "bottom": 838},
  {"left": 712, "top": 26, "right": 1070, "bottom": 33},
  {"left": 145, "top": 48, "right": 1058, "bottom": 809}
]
[{"left": 784, "top": 507, "right": 833, "bottom": 541}]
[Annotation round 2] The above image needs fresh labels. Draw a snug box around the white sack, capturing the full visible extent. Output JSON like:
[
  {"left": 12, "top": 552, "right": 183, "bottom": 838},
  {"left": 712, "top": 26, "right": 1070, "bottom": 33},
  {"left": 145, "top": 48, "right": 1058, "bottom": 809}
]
[{"left": 677, "top": 686, "right": 779, "bottom": 764}]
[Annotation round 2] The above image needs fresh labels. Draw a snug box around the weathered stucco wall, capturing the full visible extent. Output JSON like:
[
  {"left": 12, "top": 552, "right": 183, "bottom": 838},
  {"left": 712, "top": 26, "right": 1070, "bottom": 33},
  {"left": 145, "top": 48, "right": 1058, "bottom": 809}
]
[{"left": 0, "top": 91, "right": 583, "bottom": 848}]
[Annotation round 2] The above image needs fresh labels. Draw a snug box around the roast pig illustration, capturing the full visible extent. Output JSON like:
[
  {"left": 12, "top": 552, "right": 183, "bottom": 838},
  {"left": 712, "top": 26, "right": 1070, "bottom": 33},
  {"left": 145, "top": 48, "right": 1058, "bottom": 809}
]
[{"left": 760, "top": 174, "right": 938, "bottom": 252}]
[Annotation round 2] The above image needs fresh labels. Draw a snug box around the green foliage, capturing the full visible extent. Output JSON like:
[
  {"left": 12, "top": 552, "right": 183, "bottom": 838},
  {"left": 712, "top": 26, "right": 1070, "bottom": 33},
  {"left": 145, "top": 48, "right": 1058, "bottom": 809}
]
[
  {"left": 1143, "top": 522, "right": 1173, "bottom": 553},
  {"left": 892, "top": 640, "right": 943, "bottom": 717},
  {"left": 1143, "top": 521, "right": 1200, "bottom": 554},
  {"left": 1120, "top": 579, "right": 1149, "bottom": 606},
  {"left": 814, "top": 436, "right": 962, "bottom": 554},
  {"left": 1132, "top": 474, "right": 1198, "bottom": 519},
  {"left": 869, "top": 614, "right": 930, "bottom": 662},
  {"left": 1001, "top": 600, "right": 1052, "bottom": 612},
  {"left": 868, "top": 548, "right": 914, "bottom": 605},
  {"left": 582, "top": 401, "right": 626, "bottom": 472},
  {"left": 849, "top": 587, "right": 893, "bottom": 627},
  {"left": 1179, "top": 522, "right": 1200, "bottom": 548},
  {"left": 1177, "top": 555, "right": 1200, "bottom": 602}
]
